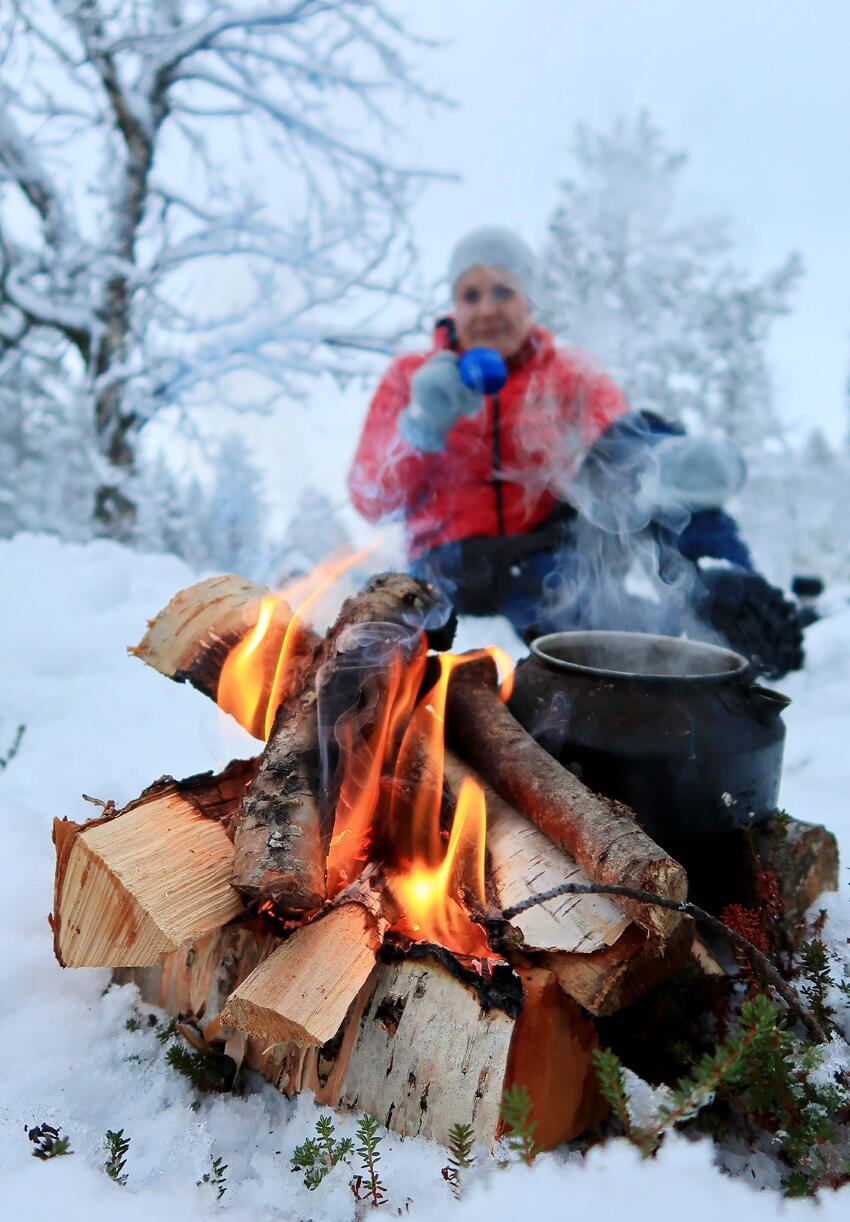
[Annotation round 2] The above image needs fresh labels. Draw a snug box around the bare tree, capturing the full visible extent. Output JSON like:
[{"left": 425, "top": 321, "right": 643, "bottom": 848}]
[{"left": 0, "top": 0, "right": 445, "bottom": 538}]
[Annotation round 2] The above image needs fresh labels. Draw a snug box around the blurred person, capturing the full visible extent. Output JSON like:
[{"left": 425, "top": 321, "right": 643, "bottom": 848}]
[{"left": 348, "top": 226, "right": 803, "bottom": 677}]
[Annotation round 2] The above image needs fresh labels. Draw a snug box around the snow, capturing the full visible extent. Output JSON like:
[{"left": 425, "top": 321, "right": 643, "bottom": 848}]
[{"left": 1, "top": 531, "right": 850, "bottom": 1220}]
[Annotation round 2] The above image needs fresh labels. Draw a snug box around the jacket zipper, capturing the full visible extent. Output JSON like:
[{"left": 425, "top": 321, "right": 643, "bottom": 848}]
[{"left": 491, "top": 392, "right": 506, "bottom": 536}]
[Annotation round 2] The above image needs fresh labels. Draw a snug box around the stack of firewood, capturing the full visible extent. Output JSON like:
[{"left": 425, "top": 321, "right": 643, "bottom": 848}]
[{"left": 50, "top": 572, "right": 838, "bottom": 1149}]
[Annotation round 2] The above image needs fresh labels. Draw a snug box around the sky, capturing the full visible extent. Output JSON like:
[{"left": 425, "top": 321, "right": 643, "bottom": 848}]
[{"left": 397, "top": 0, "right": 850, "bottom": 443}]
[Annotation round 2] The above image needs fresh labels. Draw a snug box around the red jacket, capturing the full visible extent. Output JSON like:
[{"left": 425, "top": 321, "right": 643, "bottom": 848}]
[{"left": 348, "top": 322, "right": 629, "bottom": 558}]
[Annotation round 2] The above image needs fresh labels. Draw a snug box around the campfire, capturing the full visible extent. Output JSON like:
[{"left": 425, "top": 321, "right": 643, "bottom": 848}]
[{"left": 50, "top": 564, "right": 837, "bottom": 1149}]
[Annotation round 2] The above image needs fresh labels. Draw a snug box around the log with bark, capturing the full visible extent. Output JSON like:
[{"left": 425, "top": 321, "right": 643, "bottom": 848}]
[
  {"left": 536, "top": 920, "right": 695, "bottom": 1017},
  {"left": 231, "top": 573, "right": 453, "bottom": 910},
  {"left": 444, "top": 752, "right": 631, "bottom": 954},
  {"left": 662, "top": 814, "right": 839, "bottom": 943},
  {"left": 446, "top": 656, "right": 688, "bottom": 942},
  {"left": 443, "top": 752, "right": 693, "bottom": 1014},
  {"left": 120, "top": 931, "right": 605, "bottom": 1150},
  {"left": 755, "top": 815, "right": 839, "bottom": 935},
  {"left": 51, "top": 760, "right": 254, "bottom": 967}
]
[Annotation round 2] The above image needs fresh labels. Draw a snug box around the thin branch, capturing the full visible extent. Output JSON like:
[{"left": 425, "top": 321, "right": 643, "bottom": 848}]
[
  {"left": 171, "top": 67, "right": 448, "bottom": 182},
  {"left": 502, "top": 882, "right": 828, "bottom": 1044}
]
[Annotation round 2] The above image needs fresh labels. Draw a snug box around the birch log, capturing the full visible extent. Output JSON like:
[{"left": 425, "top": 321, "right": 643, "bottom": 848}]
[
  {"left": 446, "top": 656, "right": 687, "bottom": 942},
  {"left": 232, "top": 573, "right": 453, "bottom": 908},
  {"left": 443, "top": 751, "right": 630, "bottom": 954}
]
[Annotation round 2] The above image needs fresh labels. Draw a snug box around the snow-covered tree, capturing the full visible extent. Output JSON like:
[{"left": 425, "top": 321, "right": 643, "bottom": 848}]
[
  {"left": 540, "top": 113, "right": 802, "bottom": 450},
  {"left": 197, "top": 432, "right": 268, "bottom": 580},
  {"left": 134, "top": 453, "right": 209, "bottom": 571},
  {"left": 274, "top": 485, "right": 353, "bottom": 581},
  {"left": 135, "top": 433, "right": 269, "bottom": 578},
  {"left": 0, "top": 0, "right": 444, "bottom": 539},
  {"left": 0, "top": 338, "right": 97, "bottom": 539}
]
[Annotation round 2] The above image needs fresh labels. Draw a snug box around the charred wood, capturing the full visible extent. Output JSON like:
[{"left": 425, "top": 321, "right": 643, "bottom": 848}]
[{"left": 232, "top": 573, "right": 453, "bottom": 908}]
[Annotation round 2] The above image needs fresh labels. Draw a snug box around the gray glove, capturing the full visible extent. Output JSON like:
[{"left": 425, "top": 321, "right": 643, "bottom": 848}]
[
  {"left": 640, "top": 436, "right": 747, "bottom": 512},
  {"left": 397, "top": 351, "right": 483, "bottom": 452}
]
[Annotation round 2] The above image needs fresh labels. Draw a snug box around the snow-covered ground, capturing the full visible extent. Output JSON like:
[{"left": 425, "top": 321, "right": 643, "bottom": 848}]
[{"left": 1, "top": 532, "right": 849, "bottom": 1221}]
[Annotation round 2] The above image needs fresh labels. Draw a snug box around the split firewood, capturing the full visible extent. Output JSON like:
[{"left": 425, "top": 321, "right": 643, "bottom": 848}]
[
  {"left": 220, "top": 898, "right": 386, "bottom": 1046},
  {"left": 446, "top": 656, "right": 687, "bottom": 942},
  {"left": 129, "top": 574, "right": 320, "bottom": 712},
  {"left": 52, "top": 762, "right": 252, "bottom": 968},
  {"left": 535, "top": 920, "right": 695, "bottom": 1017},
  {"left": 113, "top": 921, "right": 281, "bottom": 1034},
  {"left": 232, "top": 573, "right": 453, "bottom": 909},
  {"left": 442, "top": 751, "right": 631, "bottom": 953},
  {"left": 501, "top": 962, "right": 607, "bottom": 1145},
  {"left": 118, "top": 936, "right": 605, "bottom": 1148}
]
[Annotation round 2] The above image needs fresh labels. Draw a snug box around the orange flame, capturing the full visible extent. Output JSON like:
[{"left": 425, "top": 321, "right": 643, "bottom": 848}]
[
  {"left": 216, "top": 547, "right": 373, "bottom": 740},
  {"left": 390, "top": 775, "right": 489, "bottom": 954},
  {"left": 326, "top": 639, "right": 427, "bottom": 894},
  {"left": 384, "top": 651, "right": 502, "bottom": 957}
]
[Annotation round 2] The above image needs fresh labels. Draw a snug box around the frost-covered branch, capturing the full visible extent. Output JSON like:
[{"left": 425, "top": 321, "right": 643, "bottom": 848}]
[{"left": 0, "top": 0, "right": 447, "bottom": 539}]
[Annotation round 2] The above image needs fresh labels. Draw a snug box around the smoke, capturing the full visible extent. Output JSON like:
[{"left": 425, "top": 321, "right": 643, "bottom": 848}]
[
  {"left": 317, "top": 621, "right": 414, "bottom": 795},
  {"left": 351, "top": 348, "right": 752, "bottom": 658}
]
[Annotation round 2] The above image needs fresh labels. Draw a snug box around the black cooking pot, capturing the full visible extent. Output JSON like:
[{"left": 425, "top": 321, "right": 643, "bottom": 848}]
[{"left": 508, "top": 630, "right": 789, "bottom": 844}]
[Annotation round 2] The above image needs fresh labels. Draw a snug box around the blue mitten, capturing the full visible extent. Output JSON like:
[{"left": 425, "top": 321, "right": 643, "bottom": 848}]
[{"left": 397, "top": 351, "right": 483, "bottom": 452}]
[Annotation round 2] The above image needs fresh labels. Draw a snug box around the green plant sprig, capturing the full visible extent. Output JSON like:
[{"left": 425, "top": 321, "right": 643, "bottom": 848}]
[
  {"left": 442, "top": 1122, "right": 476, "bottom": 1199},
  {"left": 499, "top": 1085, "right": 538, "bottom": 1165},
  {"left": 104, "top": 1128, "right": 130, "bottom": 1185}
]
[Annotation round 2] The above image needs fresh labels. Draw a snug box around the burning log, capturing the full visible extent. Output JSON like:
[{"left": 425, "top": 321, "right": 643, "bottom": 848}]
[
  {"left": 446, "top": 656, "right": 687, "bottom": 942},
  {"left": 444, "top": 753, "right": 690, "bottom": 1014},
  {"left": 230, "top": 681, "right": 327, "bottom": 910},
  {"left": 129, "top": 574, "right": 319, "bottom": 708},
  {"left": 232, "top": 573, "right": 452, "bottom": 909},
  {"left": 51, "top": 761, "right": 253, "bottom": 968},
  {"left": 443, "top": 752, "right": 631, "bottom": 954}
]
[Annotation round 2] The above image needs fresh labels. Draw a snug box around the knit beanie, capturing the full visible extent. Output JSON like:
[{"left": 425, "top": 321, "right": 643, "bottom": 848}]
[{"left": 447, "top": 226, "right": 538, "bottom": 302}]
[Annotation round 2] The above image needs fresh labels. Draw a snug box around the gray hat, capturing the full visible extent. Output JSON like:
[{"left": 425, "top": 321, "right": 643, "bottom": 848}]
[{"left": 448, "top": 225, "right": 538, "bottom": 302}]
